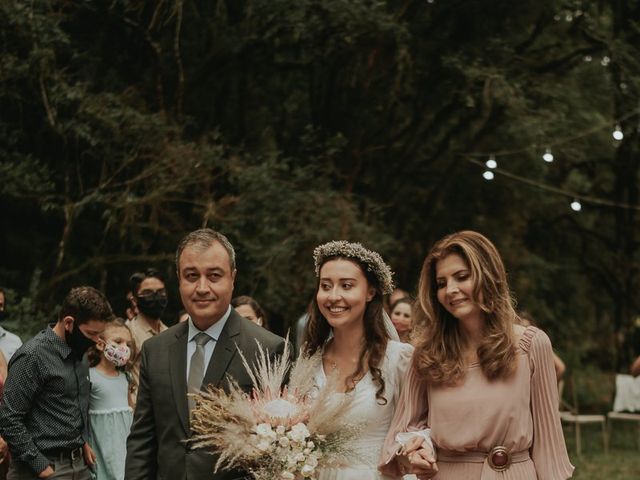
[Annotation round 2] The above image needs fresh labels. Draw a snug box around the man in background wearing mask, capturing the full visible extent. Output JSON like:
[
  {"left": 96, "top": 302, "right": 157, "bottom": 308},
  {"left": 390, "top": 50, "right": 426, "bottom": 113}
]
[
  {"left": 125, "top": 268, "right": 168, "bottom": 407},
  {"left": 0, "top": 288, "right": 22, "bottom": 362},
  {"left": 0, "top": 286, "right": 113, "bottom": 480}
]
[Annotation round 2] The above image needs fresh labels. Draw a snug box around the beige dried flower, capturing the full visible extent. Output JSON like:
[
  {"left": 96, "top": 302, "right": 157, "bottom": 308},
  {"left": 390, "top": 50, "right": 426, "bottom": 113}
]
[{"left": 189, "top": 336, "right": 361, "bottom": 479}]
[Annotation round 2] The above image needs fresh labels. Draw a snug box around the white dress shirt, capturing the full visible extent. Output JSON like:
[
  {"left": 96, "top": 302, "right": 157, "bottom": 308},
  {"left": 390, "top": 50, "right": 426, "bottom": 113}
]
[
  {"left": 185, "top": 306, "right": 231, "bottom": 378},
  {"left": 0, "top": 326, "right": 23, "bottom": 361}
]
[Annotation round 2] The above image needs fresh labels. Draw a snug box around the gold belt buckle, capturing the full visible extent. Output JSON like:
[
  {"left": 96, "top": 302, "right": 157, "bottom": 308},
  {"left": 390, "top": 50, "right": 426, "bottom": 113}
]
[{"left": 487, "top": 446, "right": 511, "bottom": 472}]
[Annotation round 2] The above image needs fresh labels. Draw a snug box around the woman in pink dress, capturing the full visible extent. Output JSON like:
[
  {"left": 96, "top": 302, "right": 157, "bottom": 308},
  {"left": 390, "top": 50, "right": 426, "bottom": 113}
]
[{"left": 379, "top": 230, "right": 574, "bottom": 479}]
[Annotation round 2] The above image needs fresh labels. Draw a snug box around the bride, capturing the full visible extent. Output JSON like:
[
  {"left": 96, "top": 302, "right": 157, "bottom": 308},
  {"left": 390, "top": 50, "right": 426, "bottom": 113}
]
[{"left": 302, "top": 241, "right": 414, "bottom": 480}]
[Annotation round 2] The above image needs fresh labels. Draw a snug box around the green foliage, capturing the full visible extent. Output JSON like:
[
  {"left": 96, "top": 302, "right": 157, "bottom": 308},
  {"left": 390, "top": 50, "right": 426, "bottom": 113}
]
[
  {"left": 1, "top": 275, "right": 51, "bottom": 341},
  {"left": 568, "top": 433, "right": 640, "bottom": 479},
  {"left": 226, "top": 137, "right": 393, "bottom": 323},
  {"left": 1, "top": 0, "right": 639, "bottom": 367}
]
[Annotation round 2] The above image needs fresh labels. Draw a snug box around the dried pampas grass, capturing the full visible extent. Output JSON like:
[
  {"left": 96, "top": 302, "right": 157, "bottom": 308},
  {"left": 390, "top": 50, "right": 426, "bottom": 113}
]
[{"left": 189, "top": 336, "right": 361, "bottom": 479}]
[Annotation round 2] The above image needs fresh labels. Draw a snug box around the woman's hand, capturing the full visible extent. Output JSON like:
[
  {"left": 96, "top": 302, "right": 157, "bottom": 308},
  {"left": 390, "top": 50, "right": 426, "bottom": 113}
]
[
  {"left": 397, "top": 436, "right": 438, "bottom": 478},
  {"left": 411, "top": 447, "right": 438, "bottom": 479}
]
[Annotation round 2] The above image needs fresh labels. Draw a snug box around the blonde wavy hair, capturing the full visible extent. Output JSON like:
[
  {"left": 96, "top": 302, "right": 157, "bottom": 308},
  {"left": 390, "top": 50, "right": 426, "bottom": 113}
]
[{"left": 413, "top": 231, "right": 518, "bottom": 385}]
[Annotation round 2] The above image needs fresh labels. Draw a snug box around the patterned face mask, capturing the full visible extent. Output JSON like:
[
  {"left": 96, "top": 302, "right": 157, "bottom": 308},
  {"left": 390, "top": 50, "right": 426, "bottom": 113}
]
[{"left": 103, "top": 342, "right": 131, "bottom": 367}]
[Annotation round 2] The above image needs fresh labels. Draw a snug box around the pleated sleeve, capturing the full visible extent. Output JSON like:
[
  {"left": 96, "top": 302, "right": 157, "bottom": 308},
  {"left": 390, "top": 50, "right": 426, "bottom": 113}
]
[
  {"left": 524, "top": 327, "right": 574, "bottom": 479},
  {"left": 387, "top": 341, "right": 415, "bottom": 407},
  {"left": 378, "top": 356, "right": 429, "bottom": 477}
]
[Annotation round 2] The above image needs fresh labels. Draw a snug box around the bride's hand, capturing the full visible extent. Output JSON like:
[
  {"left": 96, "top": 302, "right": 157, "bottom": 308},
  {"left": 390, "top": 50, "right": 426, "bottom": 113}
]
[
  {"left": 397, "top": 438, "right": 438, "bottom": 478},
  {"left": 396, "top": 436, "right": 421, "bottom": 471},
  {"left": 407, "top": 448, "right": 438, "bottom": 478},
  {"left": 411, "top": 446, "right": 438, "bottom": 478}
]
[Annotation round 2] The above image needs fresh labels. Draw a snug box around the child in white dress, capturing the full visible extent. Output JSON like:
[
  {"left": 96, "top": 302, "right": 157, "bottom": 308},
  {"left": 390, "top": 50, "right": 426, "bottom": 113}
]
[{"left": 88, "top": 319, "right": 135, "bottom": 480}]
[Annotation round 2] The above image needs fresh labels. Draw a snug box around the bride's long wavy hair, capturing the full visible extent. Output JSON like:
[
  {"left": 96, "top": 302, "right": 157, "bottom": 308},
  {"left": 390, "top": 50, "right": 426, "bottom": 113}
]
[
  {"left": 303, "top": 256, "right": 389, "bottom": 404},
  {"left": 413, "top": 231, "right": 518, "bottom": 386}
]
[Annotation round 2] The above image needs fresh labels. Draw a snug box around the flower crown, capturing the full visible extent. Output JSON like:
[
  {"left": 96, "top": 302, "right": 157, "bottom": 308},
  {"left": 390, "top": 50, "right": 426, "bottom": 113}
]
[{"left": 313, "top": 240, "right": 395, "bottom": 295}]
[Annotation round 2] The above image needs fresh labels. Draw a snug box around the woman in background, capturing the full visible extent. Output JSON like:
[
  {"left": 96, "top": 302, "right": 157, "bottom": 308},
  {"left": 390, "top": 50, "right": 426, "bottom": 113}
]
[
  {"left": 389, "top": 297, "right": 414, "bottom": 344},
  {"left": 232, "top": 296, "right": 268, "bottom": 329}
]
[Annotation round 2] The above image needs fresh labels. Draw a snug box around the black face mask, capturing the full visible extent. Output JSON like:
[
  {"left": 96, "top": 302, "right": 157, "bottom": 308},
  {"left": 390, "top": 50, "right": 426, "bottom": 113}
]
[
  {"left": 65, "top": 321, "right": 96, "bottom": 358},
  {"left": 136, "top": 292, "right": 168, "bottom": 319},
  {"left": 0, "top": 310, "right": 7, "bottom": 322}
]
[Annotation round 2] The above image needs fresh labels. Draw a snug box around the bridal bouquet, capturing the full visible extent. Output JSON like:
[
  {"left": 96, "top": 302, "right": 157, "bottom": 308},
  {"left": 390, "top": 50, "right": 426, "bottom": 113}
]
[{"left": 189, "top": 340, "right": 359, "bottom": 480}]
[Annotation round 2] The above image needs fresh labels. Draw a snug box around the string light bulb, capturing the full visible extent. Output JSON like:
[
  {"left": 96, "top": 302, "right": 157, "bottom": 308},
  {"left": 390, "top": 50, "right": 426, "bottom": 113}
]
[
  {"left": 612, "top": 125, "right": 624, "bottom": 141},
  {"left": 542, "top": 148, "right": 554, "bottom": 163},
  {"left": 482, "top": 171, "right": 494, "bottom": 181},
  {"left": 485, "top": 154, "right": 497, "bottom": 169},
  {"left": 570, "top": 200, "right": 582, "bottom": 212}
]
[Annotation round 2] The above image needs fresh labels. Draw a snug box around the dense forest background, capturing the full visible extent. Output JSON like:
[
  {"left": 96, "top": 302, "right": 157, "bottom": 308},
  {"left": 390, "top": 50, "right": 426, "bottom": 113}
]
[{"left": 1, "top": 0, "right": 639, "bottom": 406}]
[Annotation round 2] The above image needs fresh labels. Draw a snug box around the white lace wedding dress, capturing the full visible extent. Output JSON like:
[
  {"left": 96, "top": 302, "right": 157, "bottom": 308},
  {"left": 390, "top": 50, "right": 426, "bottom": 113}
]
[{"left": 314, "top": 340, "right": 414, "bottom": 480}]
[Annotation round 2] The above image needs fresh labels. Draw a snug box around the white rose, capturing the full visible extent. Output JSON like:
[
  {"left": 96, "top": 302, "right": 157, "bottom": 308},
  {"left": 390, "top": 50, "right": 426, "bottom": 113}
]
[
  {"left": 254, "top": 423, "right": 275, "bottom": 438},
  {"left": 295, "top": 452, "right": 305, "bottom": 463},
  {"left": 305, "top": 455, "right": 318, "bottom": 468},
  {"left": 276, "top": 425, "right": 286, "bottom": 435},
  {"left": 301, "top": 464, "right": 315, "bottom": 477},
  {"left": 306, "top": 441, "right": 315, "bottom": 449},
  {"left": 288, "top": 423, "right": 310, "bottom": 443},
  {"left": 279, "top": 436, "right": 291, "bottom": 448},
  {"left": 256, "top": 439, "right": 273, "bottom": 452},
  {"left": 281, "top": 472, "right": 295, "bottom": 480}
]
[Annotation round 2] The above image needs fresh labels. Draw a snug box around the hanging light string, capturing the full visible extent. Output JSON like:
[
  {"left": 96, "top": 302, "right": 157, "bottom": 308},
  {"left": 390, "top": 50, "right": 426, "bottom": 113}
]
[
  {"left": 459, "top": 107, "right": 640, "bottom": 211},
  {"left": 461, "top": 108, "right": 640, "bottom": 158},
  {"left": 465, "top": 158, "right": 640, "bottom": 211}
]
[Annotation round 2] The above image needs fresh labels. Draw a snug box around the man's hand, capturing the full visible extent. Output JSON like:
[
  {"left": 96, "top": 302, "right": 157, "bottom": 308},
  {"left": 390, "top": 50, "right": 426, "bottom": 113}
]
[
  {"left": 83, "top": 442, "right": 97, "bottom": 468},
  {"left": 37, "top": 465, "right": 54, "bottom": 478},
  {"left": 0, "top": 435, "right": 8, "bottom": 464}
]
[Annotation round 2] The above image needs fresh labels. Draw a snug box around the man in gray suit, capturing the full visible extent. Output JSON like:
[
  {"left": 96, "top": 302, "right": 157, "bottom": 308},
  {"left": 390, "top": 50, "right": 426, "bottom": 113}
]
[{"left": 125, "top": 229, "right": 286, "bottom": 480}]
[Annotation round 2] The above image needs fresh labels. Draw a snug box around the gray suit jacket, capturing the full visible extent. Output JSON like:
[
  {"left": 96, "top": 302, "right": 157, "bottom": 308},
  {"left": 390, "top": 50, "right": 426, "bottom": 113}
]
[{"left": 124, "top": 309, "right": 287, "bottom": 480}]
